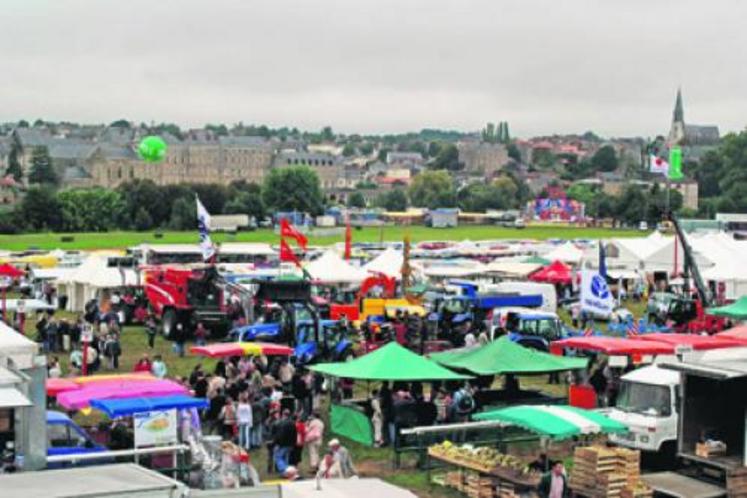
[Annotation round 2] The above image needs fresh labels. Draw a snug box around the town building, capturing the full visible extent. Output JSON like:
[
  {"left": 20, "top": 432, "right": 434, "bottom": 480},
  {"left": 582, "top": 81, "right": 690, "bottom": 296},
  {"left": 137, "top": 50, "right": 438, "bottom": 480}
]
[
  {"left": 457, "top": 141, "right": 509, "bottom": 177},
  {"left": 668, "top": 89, "right": 720, "bottom": 160}
]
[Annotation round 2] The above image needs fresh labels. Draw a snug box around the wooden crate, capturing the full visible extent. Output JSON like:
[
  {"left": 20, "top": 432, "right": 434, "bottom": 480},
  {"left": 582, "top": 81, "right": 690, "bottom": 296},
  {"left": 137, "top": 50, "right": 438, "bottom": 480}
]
[{"left": 728, "top": 467, "right": 747, "bottom": 498}]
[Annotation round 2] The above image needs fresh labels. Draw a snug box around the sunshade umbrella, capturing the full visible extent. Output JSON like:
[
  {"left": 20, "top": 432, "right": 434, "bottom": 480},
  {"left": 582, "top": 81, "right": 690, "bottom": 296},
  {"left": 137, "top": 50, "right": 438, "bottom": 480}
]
[
  {"left": 473, "top": 404, "right": 628, "bottom": 439},
  {"left": 90, "top": 395, "right": 209, "bottom": 418},
  {"left": 309, "top": 342, "right": 470, "bottom": 381},
  {"left": 0, "top": 264, "right": 24, "bottom": 278},
  {"left": 191, "top": 342, "right": 294, "bottom": 358}
]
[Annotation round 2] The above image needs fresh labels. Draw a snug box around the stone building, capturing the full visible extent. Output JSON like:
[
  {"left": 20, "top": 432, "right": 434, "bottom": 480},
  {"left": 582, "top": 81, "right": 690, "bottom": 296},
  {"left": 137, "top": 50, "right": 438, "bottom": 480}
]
[
  {"left": 457, "top": 141, "right": 509, "bottom": 177},
  {"left": 668, "top": 89, "right": 720, "bottom": 160},
  {"left": 272, "top": 150, "right": 350, "bottom": 191}
]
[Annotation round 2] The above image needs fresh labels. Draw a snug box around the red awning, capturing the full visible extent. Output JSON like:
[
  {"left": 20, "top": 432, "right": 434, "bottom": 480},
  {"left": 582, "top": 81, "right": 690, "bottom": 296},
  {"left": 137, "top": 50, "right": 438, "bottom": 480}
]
[
  {"left": 552, "top": 336, "right": 675, "bottom": 356},
  {"left": 717, "top": 326, "right": 747, "bottom": 341},
  {"left": 191, "top": 342, "right": 294, "bottom": 358},
  {"left": 529, "top": 260, "right": 572, "bottom": 284},
  {"left": 0, "top": 263, "right": 24, "bottom": 278},
  {"left": 639, "top": 333, "right": 747, "bottom": 350}
]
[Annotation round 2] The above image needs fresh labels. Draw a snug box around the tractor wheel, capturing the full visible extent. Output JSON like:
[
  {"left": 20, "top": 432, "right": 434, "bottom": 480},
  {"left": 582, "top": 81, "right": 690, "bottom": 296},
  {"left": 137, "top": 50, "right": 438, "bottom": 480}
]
[{"left": 162, "top": 309, "right": 177, "bottom": 339}]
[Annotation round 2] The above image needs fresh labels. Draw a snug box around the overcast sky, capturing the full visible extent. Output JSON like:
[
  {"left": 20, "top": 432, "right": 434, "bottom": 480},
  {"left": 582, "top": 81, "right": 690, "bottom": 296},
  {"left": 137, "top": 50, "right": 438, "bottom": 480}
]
[{"left": 1, "top": 0, "right": 744, "bottom": 138}]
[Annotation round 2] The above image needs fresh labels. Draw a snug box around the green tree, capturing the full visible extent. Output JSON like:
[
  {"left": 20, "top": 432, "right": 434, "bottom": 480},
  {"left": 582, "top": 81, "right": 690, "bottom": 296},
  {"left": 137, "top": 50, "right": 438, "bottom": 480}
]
[
  {"left": 205, "top": 123, "right": 228, "bottom": 136},
  {"left": 17, "top": 120, "right": 29, "bottom": 128},
  {"left": 321, "top": 126, "right": 335, "bottom": 142},
  {"left": 110, "top": 119, "right": 131, "bottom": 128},
  {"left": 375, "top": 188, "right": 408, "bottom": 211},
  {"left": 6, "top": 139, "right": 23, "bottom": 181},
  {"left": 262, "top": 166, "right": 324, "bottom": 215},
  {"left": 223, "top": 187, "right": 265, "bottom": 221},
  {"left": 58, "top": 189, "right": 125, "bottom": 232},
  {"left": 169, "top": 197, "right": 195, "bottom": 230},
  {"left": 507, "top": 143, "right": 521, "bottom": 163},
  {"left": 117, "top": 179, "right": 170, "bottom": 229},
  {"left": 590, "top": 145, "right": 618, "bottom": 172},
  {"left": 17, "top": 185, "right": 62, "bottom": 231},
  {"left": 409, "top": 170, "right": 456, "bottom": 208},
  {"left": 347, "top": 191, "right": 366, "bottom": 208},
  {"left": 359, "top": 143, "right": 374, "bottom": 156},
  {"left": 190, "top": 183, "right": 230, "bottom": 214},
  {"left": 342, "top": 144, "right": 356, "bottom": 157},
  {"left": 430, "top": 144, "right": 462, "bottom": 171},
  {"left": 532, "top": 148, "right": 555, "bottom": 170},
  {"left": 28, "top": 146, "right": 58, "bottom": 185},
  {"left": 133, "top": 207, "right": 154, "bottom": 231},
  {"left": 377, "top": 147, "right": 391, "bottom": 162},
  {"left": 482, "top": 123, "right": 497, "bottom": 143},
  {"left": 566, "top": 184, "right": 597, "bottom": 205},
  {"left": 427, "top": 141, "right": 442, "bottom": 158}
]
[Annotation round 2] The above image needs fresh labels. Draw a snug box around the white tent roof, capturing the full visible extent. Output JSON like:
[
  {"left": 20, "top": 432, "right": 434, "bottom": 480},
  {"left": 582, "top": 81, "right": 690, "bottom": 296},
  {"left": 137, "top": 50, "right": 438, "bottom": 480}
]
[
  {"left": 305, "top": 251, "right": 368, "bottom": 284},
  {"left": 281, "top": 478, "right": 417, "bottom": 498},
  {"left": 485, "top": 260, "right": 541, "bottom": 278},
  {"left": 363, "top": 247, "right": 404, "bottom": 279},
  {"left": 0, "top": 322, "right": 38, "bottom": 369},
  {"left": 63, "top": 256, "right": 138, "bottom": 288},
  {"left": 544, "top": 241, "right": 584, "bottom": 265}
]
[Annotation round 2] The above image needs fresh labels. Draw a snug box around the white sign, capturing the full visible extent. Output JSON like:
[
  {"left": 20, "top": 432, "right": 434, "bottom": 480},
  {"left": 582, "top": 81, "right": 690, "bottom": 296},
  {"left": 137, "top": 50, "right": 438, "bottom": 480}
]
[
  {"left": 134, "top": 409, "right": 178, "bottom": 447},
  {"left": 80, "top": 324, "right": 94, "bottom": 343},
  {"left": 608, "top": 355, "right": 628, "bottom": 368},
  {"left": 580, "top": 270, "right": 614, "bottom": 316}
]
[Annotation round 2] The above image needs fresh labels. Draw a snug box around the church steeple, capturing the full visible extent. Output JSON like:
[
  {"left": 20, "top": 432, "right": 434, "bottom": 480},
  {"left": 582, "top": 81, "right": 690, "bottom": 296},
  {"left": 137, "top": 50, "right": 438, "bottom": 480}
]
[
  {"left": 673, "top": 87, "right": 684, "bottom": 123},
  {"left": 669, "top": 88, "right": 686, "bottom": 146}
]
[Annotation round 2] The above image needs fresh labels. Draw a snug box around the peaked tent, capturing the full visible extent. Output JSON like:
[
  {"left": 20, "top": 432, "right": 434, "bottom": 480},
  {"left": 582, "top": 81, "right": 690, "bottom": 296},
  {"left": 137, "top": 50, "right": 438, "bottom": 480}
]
[
  {"left": 309, "top": 342, "right": 469, "bottom": 381},
  {"left": 305, "top": 250, "right": 368, "bottom": 285},
  {"left": 473, "top": 404, "right": 627, "bottom": 439},
  {"left": 430, "top": 337, "right": 588, "bottom": 376},
  {"left": 544, "top": 242, "right": 583, "bottom": 265},
  {"left": 529, "top": 260, "right": 573, "bottom": 284},
  {"left": 363, "top": 247, "right": 404, "bottom": 279},
  {"left": 708, "top": 297, "right": 747, "bottom": 320}
]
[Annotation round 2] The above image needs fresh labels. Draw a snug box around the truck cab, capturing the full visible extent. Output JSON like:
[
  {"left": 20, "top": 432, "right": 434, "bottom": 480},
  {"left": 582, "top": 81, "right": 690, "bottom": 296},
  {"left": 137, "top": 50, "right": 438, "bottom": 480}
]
[
  {"left": 490, "top": 307, "right": 565, "bottom": 351},
  {"left": 607, "top": 365, "right": 680, "bottom": 456},
  {"left": 46, "top": 411, "right": 107, "bottom": 467}
]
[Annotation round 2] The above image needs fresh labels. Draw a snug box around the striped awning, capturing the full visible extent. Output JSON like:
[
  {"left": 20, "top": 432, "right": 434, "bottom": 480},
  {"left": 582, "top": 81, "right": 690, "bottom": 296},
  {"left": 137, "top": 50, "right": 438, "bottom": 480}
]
[
  {"left": 190, "top": 342, "right": 294, "bottom": 358},
  {"left": 473, "top": 404, "right": 628, "bottom": 439}
]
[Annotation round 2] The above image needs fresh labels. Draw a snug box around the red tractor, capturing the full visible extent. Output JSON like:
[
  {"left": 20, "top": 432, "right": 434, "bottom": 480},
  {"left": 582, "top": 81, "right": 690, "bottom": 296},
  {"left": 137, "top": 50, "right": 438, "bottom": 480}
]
[
  {"left": 328, "top": 273, "right": 398, "bottom": 321},
  {"left": 143, "top": 265, "right": 242, "bottom": 339}
]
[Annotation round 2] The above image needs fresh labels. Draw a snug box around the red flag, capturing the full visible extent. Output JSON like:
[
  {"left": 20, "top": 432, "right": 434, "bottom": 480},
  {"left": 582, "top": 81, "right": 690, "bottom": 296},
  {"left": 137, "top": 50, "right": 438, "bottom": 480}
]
[
  {"left": 280, "top": 239, "right": 301, "bottom": 267},
  {"left": 280, "top": 219, "right": 308, "bottom": 250},
  {"left": 344, "top": 216, "right": 352, "bottom": 261}
]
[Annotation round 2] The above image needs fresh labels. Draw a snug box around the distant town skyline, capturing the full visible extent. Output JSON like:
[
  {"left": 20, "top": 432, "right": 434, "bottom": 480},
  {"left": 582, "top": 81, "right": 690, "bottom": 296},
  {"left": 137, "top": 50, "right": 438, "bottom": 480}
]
[{"left": 1, "top": 0, "right": 745, "bottom": 138}]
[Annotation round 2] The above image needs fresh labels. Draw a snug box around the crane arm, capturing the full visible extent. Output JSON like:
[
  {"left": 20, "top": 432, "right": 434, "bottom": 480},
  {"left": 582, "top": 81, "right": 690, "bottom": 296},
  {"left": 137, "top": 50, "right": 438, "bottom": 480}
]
[{"left": 669, "top": 213, "right": 711, "bottom": 306}]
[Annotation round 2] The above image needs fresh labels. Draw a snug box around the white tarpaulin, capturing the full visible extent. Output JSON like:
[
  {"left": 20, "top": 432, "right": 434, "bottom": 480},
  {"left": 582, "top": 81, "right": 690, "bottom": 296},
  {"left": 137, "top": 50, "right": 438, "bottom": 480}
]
[
  {"left": 0, "top": 322, "right": 38, "bottom": 369},
  {"left": 485, "top": 260, "right": 542, "bottom": 278},
  {"left": 305, "top": 251, "right": 368, "bottom": 284},
  {"left": 363, "top": 247, "right": 403, "bottom": 279},
  {"left": 0, "top": 387, "right": 31, "bottom": 408},
  {"left": 282, "top": 478, "right": 417, "bottom": 498}
]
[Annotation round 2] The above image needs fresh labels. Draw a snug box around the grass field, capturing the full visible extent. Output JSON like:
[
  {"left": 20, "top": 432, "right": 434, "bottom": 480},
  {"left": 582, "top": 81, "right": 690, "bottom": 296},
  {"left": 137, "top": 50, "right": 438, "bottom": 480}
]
[{"left": 0, "top": 225, "right": 643, "bottom": 251}]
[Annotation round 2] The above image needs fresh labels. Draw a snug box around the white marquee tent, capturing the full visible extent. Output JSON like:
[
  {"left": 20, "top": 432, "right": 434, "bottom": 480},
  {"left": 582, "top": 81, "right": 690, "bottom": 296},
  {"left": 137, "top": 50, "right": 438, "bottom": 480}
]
[
  {"left": 305, "top": 250, "right": 368, "bottom": 285},
  {"left": 57, "top": 256, "right": 139, "bottom": 312},
  {"left": 363, "top": 247, "right": 404, "bottom": 279}
]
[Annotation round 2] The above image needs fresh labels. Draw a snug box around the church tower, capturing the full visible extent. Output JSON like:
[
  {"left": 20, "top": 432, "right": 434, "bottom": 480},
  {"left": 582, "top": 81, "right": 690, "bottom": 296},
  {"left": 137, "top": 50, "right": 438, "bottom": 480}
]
[{"left": 668, "top": 88, "right": 686, "bottom": 146}]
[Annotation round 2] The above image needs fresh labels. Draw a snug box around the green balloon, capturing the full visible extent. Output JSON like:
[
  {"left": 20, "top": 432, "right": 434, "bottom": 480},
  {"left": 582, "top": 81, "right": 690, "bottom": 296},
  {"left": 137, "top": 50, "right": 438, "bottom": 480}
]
[{"left": 138, "top": 135, "right": 167, "bottom": 163}]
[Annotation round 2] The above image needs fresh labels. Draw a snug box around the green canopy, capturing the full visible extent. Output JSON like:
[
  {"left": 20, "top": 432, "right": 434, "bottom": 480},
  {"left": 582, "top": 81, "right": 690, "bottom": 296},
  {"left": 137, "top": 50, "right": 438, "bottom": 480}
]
[
  {"left": 522, "top": 255, "right": 551, "bottom": 265},
  {"left": 430, "top": 337, "right": 588, "bottom": 376},
  {"left": 708, "top": 296, "right": 747, "bottom": 320},
  {"left": 473, "top": 405, "right": 627, "bottom": 440},
  {"left": 309, "top": 342, "right": 470, "bottom": 381}
]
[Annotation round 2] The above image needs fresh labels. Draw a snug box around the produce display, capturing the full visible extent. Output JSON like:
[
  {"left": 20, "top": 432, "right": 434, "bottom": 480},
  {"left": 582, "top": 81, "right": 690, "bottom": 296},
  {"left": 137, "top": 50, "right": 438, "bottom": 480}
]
[{"left": 429, "top": 441, "right": 540, "bottom": 478}]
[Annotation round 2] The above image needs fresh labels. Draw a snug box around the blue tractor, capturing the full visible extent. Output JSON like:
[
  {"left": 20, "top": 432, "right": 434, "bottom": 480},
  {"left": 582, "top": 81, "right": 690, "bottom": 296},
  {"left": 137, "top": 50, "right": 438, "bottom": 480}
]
[
  {"left": 489, "top": 307, "right": 575, "bottom": 352},
  {"left": 229, "top": 280, "right": 355, "bottom": 364}
]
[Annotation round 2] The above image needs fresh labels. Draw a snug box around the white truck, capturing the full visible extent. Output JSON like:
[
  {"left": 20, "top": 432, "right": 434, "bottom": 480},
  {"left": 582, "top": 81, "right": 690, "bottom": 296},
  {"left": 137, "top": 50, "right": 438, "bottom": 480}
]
[{"left": 607, "top": 365, "right": 681, "bottom": 459}]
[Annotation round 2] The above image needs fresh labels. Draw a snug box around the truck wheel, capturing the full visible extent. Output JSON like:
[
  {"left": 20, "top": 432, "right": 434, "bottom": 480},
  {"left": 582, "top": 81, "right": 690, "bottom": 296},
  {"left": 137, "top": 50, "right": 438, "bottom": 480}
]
[{"left": 162, "top": 309, "right": 176, "bottom": 339}]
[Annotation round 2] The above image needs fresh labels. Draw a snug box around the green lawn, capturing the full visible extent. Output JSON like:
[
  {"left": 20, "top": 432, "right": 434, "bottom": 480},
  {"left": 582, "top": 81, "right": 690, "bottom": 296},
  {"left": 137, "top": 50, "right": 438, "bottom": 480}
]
[{"left": 0, "top": 225, "right": 643, "bottom": 251}]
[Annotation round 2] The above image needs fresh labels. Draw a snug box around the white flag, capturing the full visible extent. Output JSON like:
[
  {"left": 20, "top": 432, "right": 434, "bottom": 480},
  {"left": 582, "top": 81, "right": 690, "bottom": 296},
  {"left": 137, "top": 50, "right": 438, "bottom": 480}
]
[
  {"left": 580, "top": 270, "right": 614, "bottom": 316},
  {"left": 649, "top": 155, "right": 669, "bottom": 176},
  {"left": 196, "top": 196, "right": 216, "bottom": 261}
]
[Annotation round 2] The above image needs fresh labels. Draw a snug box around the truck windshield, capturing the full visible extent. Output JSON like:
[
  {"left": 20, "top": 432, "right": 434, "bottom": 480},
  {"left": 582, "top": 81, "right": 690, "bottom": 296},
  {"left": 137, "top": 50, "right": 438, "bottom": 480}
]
[
  {"left": 518, "top": 318, "right": 560, "bottom": 339},
  {"left": 616, "top": 381, "right": 671, "bottom": 417},
  {"left": 440, "top": 299, "right": 468, "bottom": 314}
]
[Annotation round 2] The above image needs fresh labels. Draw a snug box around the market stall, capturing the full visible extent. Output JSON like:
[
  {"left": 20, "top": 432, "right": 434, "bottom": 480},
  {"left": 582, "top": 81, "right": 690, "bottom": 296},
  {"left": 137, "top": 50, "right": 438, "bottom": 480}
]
[
  {"left": 310, "top": 342, "right": 469, "bottom": 446},
  {"left": 708, "top": 296, "right": 747, "bottom": 320},
  {"left": 528, "top": 260, "right": 573, "bottom": 285}
]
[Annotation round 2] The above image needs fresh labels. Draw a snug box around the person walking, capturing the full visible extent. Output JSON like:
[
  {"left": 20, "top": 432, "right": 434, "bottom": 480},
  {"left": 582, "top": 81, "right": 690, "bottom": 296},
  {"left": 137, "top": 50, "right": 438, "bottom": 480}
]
[
  {"left": 370, "top": 389, "right": 384, "bottom": 447},
  {"left": 145, "top": 315, "right": 157, "bottom": 349},
  {"left": 537, "top": 461, "right": 569, "bottom": 498},
  {"left": 305, "top": 412, "right": 325, "bottom": 471},
  {"left": 218, "top": 397, "right": 237, "bottom": 441},
  {"left": 236, "top": 393, "right": 253, "bottom": 451},
  {"left": 194, "top": 322, "right": 208, "bottom": 346}
]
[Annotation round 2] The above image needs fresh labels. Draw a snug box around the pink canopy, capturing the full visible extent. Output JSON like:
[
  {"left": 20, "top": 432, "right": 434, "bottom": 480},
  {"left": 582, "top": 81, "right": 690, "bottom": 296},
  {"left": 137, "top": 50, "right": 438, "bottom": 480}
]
[
  {"left": 717, "top": 326, "right": 747, "bottom": 341},
  {"left": 529, "top": 260, "right": 572, "bottom": 284},
  {"left": 57, "top": 379, "right": 187, "bottom": 410},
  {"left": 47, "top": 373, "right": 157, "bottom": 397},
  {"left": 551, "top": 336, "right": 676, "bottom": 356}
]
